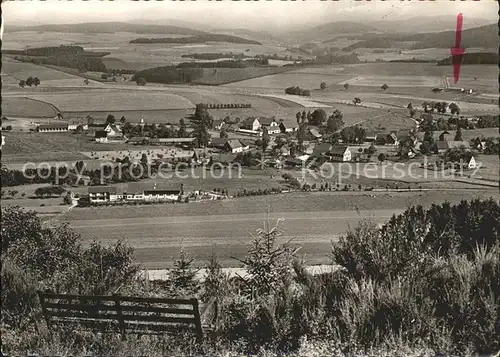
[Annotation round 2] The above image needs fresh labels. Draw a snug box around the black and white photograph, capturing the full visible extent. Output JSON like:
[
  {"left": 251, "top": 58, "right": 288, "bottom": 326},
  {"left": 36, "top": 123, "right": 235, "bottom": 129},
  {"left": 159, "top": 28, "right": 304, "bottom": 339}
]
[{"left": 1, "top": 0, "right": 499, "bottom": 355}]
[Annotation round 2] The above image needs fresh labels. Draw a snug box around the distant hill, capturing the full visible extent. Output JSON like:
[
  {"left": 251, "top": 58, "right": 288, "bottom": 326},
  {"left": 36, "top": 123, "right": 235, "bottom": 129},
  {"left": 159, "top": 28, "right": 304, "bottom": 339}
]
[
  {"left": 286, "top": 21, "right": 379, "bottom": 43},
  {"left": 407, "top": 23, "right": 499, "bottom": 49},
  {"left": 437, "top": 52, "right": 499, "bottom": 66},
  {"left": 209, "top": 28, "right": 283, "bottom": 44},
  {"left": 5, "top": 22, "right": 207, "bottom": 35},
  {"left": 130, "top": 34, "right": 262, "bottom": 45},
  {"left": 370, "top": 16, "right": 495, "bottom": 34},
  {"left": 330, "top": 23, "right": 498, "bottom": 51}
]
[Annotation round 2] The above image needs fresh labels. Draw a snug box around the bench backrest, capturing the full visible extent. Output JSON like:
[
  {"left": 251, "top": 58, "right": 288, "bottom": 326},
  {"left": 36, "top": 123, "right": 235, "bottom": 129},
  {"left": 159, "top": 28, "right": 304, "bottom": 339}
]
[{"left": 38, "top": 291, "right": 202, "bottom": 336}]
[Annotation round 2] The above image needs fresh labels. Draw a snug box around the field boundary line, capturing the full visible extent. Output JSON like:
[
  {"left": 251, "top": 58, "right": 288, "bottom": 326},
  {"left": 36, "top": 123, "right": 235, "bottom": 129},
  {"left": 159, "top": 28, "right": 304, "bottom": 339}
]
[{"left": 24, "top": 96, "right": 61, "bottom": 116}]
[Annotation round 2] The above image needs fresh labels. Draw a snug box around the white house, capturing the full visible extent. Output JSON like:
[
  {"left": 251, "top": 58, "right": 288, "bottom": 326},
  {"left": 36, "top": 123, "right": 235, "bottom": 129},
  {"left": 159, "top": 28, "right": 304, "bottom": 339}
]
[
  {"left": 224, "top": 139, "right": 248, "bottom": 153},
  {"left": 330, "top": 146, "right": 351, "bottom": 162},
  {"left": 259, "top": 117, "right": 280, "bottom": 135},
  {"left": 88, "top": 186, "right": 119, "bottom": 203}
]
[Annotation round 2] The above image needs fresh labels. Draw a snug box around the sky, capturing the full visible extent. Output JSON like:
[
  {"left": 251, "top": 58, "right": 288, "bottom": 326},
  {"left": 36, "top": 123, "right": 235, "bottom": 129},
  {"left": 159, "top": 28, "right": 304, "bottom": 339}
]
[{"left": 2, "top": 0, "right": 497, "bottom": 31}]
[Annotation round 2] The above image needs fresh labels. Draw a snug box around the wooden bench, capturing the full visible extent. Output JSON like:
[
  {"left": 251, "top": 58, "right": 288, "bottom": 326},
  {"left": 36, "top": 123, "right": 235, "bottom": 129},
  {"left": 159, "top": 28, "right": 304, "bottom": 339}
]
[{"left": 37, "top": 291, "right": 203, "bottom": 340}]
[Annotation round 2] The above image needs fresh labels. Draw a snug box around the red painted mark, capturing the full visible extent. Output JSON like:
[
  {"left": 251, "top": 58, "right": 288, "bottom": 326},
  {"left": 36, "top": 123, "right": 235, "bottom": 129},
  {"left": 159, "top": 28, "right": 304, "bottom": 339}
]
[{"left": 451, "top": 13, "right": 465, "bottom": 84}]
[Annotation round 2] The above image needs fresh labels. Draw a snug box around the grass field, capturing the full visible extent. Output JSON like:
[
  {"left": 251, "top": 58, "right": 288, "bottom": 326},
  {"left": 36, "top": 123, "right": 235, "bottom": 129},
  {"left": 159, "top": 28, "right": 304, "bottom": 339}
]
[
  {"left": 192, "top": 67, "right": 291, "bottom": 85},
  {"left": 63, "top": 190, "right": 499, "bottom": 268},
  {"left": 2, "top": 56, "right": 82, "bottom": 81},
  {"left": 2, "top": 97, "right": 59, "bottom": 118},
  {"left": 1, "top": 132, "right": 131, "bottom": 163},
  {"left": 338, "top": 75, "right": 443, "bottom": 87},
  {"left": 27, "top": 90, "right": 195, "bottom": 112}
]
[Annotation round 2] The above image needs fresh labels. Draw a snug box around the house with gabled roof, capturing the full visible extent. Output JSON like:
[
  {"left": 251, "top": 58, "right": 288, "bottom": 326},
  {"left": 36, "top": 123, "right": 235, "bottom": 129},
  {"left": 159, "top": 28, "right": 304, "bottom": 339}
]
[
  {"left": 279, "top": 121, "right": 297, "bottom": 133},
  {"left": 240, "top": 117, "right": 261, "bottom": 131},
  {"left": 95, "top": 130, "right": 108, "bottom": 143},
  {"left": 329, "top": 145, "right": 352, "bottom": 162},
  {"left": 209, "top": 137, "right": 229, "bottom": 149},
  {"left": 224, "top": 139, "right": 248, "bottom": 153}
]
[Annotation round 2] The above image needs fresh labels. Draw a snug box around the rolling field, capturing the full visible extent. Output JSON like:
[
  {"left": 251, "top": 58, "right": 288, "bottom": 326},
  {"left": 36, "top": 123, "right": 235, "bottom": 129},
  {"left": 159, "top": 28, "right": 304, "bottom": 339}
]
[
  {"left": 224, "top": 72, "right": 355, "bottom": 90},
  {"left": 1, "top": 132, "right": 133, "bottom": 163},
  {"left": 192, "top": 67, "right": 291, "bottom": 85},
  {"left": 338, "top": 75, "right": 443, "bottom": 87},
  {"left": 64, "top": 190, "right": 499, "bottom": 268},
  {"left": 2, "top": 97, "right": 58, "bottom": 118},
  {"left": 27, "top": 90, "right": 196, "bottom": 112},
  {"left": 2, "top": 56, "right": 83, "bottom": 82}
]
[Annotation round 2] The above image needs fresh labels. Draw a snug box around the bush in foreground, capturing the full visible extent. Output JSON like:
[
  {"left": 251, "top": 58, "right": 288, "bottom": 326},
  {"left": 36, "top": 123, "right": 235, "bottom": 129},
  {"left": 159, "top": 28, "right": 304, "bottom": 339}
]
[{"left": 2, "top": 199, "right": 499, "bottom": 356}]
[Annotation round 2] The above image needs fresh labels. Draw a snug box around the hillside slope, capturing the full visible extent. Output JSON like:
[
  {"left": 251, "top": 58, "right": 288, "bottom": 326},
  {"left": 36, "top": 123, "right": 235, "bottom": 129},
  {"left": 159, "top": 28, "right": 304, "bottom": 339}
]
[
  {"left": 286, "top": 21, "right": 378, "bottom": 43},
  {"left": 5, "top": 22, "right": 207, "bottom": 35}
]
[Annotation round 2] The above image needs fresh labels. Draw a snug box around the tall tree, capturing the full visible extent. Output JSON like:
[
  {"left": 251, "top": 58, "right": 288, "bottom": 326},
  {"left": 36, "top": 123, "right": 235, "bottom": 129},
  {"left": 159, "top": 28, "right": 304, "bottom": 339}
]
[
  {"left": 381, "top": 83, "right": 389, "bottom": 91},
  {"left": 326, "top": 109, "right": 344, "bottom": 133},
  {"left": 295, "top": 112, "right": 301, "bottom": 125},
  {"left": 18, "top": 80, "right": 26, "bottom": 88},
  {"left": 454, "top": 126, "right": 463, "bottom": 141},
  {"left": 33, "top": 77, "right": 40, "bottom": 87},
  {"left": 449, "top": 103, "right": 461, "bottom": 116},
  {"left": 177, "top": 118, "right": 187, "bottom": 138},
  {"left": 261, "top": 127, "right": 270, "bottom": 151},
  {"left": 320, "top": 82, "right": 327, "bottom": 90},
  {"left": 105, "top": 115, "right": 116, "bottom": 125},
  {"left": 120, "top": 116, "right": 126, "bottom": 124},
  {"left": 310, "top": 109, "right": 327, "bottom": 126},
  {"left": 344, "top": 83, "right": 349, "bottom": 91},
  {"left": 26, "top": 77, "right": 34, "bottom": 87}
]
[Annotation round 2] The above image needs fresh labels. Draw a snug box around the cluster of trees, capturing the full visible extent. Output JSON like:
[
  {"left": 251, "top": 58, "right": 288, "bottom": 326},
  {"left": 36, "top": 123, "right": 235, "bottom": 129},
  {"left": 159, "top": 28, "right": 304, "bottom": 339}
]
[
  {"left": 176, "top": 58, "right": 269, "bottom": 68},
  {"left": 133, "top": 66, "right": 203, "bottom": 85},
  {"left": 476, "top": 114, "right": 499, "bottom": 128},
  {"left": 233, "top": 151, "right": 261, "bottom": 167},
  {"left": 281, "top": 173, "right": 301, "bottom": 188},
  {"left": 419, "top": 113, "right": 475, "bottom": 132},
  {"left": 421, "top": 101, "right": 460, "bottom": 115},
  {"left": 437, "top": 52, "right": 498, "bottom": 65},
  {"left": 129, "top": 34, "right": 262, "bottom": 45},
  {"left": 109, "top": 68, "right": 137, "bottom": 75},
  {"left": 204, "top": 103, "right": 251, "bottom": 109},
  {"left": 122, "top": 118, "right": 189, "bottom": 140},
  {"left": 294, "top": 109, "right": 344, "bottom": 136},
  {"left": 285, "top": 86, "right": 311, "bottom": 96},
  {"left": 18, "top": 76, "right": 40, "bottom": 88},
  {"left": 339, "top": 125, "right": 366, "bottom": 144},
  {"left": 15, "top": 54, "right": 106, "bottom": 72},
  {"left": 34, "top": 185, "right": 66, "bottom": 198},
  {"left": 234, "top": 187, "right": 283, "bottom": 198},
  {"left": 472, "top": 136, "right": 499, "bottom": 154}
]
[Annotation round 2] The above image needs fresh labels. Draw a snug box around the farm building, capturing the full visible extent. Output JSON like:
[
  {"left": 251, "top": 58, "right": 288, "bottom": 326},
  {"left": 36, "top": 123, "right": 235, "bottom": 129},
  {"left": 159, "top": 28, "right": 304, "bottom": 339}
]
[
  {"left": 37, "top": 123, "right": 69, "bottom": 133},
  {"left": 88, "top": 183, "right": 183, "bottom": 204},
  {"left": 209, "top": 138, "right": 229, "bottom": 149},
  {"left": 330, "top": 146, "right": 352, "bottom": 162},
  {"left": 436, "top": 140, "right": 471, "bottom": 153},
  {"left": 279, "top": 122, "right": 297, "bottom": 133},
  {"left": 221, "top": 123, "right": 240, "bottom": 132},
  {"left": 87, "top": 123, "right": 107, "bottom": 132},
  {"left": 259, "top": 117, "right": 280, "bottom": 135},
  {"left": 240, "top": 117, "right": 261, "bottom": 131},
  {"left": 376, "top": 132, "right": 399, "bottom": 146},
  {"left": 88, "top": 186, "right": 120, "bottom": 203},
  {"left": 312, "top": 143, "right": 332, "bottom": 156},
  {"left": 307, "top": 128, "right": 322, "bottom": 141},
  {"left": 95, "top": 131, "right": 108, "bottom": 143},
  {"left": 224, "top": 139, "right": 249, "bottom": 153},
  {"left": 365, "top": 132, "right": 378, "bottom": 142}
]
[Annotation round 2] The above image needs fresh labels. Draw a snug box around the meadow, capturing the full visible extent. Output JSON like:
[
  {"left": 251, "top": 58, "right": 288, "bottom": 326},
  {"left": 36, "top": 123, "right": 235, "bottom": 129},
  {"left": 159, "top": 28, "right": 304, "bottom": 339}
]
[
  {"left": 27, "top": 90, "right": 195, "bottom": 112},
  {"left": 65, "top": 190, "right": 498, "bottom": 268},
  {"left": 2, "top": 97, "right": 58, "bottom": 118}
]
